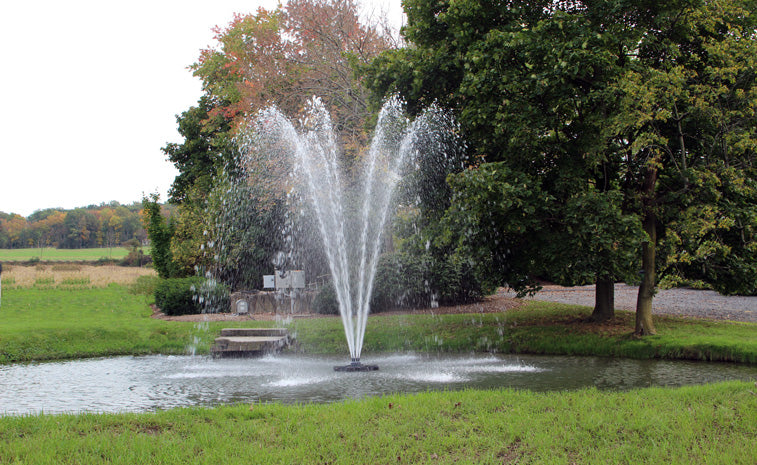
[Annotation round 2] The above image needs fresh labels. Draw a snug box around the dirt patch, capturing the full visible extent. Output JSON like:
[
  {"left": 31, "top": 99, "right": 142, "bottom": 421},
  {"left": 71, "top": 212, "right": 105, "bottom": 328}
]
[
  {"left": 378, "top": 294, "right": 524, "bottom": 316},
  {"left": 502, "top": 284, "right": 757, "bottom": 323}
]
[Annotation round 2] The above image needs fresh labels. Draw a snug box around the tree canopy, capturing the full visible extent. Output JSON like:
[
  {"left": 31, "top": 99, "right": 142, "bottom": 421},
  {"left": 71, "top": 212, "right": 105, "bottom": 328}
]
[
  {"left": 159, "top": 0, "right": 397, "bottom": 285},
  {"left": 367, "top": 0, "right": 757, "bottom": 330},
  {"left": 0, "top": 203, "right": 147, "bottom": 250}
]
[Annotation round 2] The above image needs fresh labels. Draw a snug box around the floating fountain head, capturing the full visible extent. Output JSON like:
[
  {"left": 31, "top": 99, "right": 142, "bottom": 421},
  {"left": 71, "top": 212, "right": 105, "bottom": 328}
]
[
  {"left": 333, "top": 358, "right": 379, "bottom": 372},
  {"left": 237, "top": 96, "right": 458, "bottom": 370}
]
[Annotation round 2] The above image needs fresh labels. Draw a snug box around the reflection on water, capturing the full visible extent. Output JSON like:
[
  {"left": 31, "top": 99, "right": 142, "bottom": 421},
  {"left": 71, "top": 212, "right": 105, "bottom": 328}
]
[{"left": 1, "top": 353, "right": 755, "bottom": 415}]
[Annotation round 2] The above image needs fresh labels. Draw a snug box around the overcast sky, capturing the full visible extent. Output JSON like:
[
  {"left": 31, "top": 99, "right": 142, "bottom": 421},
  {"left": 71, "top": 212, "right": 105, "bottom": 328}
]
[{"left": 0, "top": 0, "right": 404, "bottom": 217}]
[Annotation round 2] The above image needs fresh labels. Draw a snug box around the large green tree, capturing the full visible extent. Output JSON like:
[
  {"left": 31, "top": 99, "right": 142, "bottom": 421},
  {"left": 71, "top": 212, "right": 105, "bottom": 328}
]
[
  {"left": 367, "top": 0, "right": 757, "bottom": 330},
  {"left": 369, "top": 0, "right": 647, "bottom": 321},
  {"left": 608, "top": 0, "right": 757, "bottom": 331}
]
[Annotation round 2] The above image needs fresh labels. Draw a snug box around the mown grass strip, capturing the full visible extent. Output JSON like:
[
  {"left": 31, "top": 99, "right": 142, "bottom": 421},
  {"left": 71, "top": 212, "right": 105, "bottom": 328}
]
[
  {"left": 1, "top": 381, "right": 755, "bottom": 464},
  {"left": 0, "top": 247, "right": 150, "bottom": 262}
]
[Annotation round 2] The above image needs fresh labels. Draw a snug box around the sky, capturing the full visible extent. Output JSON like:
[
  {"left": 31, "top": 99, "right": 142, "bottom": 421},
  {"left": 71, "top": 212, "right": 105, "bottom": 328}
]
[{"left": 0, "top": 0, "right": 404, "bottom": 217}]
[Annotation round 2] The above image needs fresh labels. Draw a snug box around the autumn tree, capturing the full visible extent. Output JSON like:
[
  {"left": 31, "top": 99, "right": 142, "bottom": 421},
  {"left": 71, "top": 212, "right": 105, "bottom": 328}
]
[{"left": 164, "top": 0, "right": 396, "bottom": 287}]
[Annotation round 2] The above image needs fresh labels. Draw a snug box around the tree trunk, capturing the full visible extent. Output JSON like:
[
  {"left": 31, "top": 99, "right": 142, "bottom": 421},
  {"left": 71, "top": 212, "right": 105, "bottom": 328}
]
[
  {"left": 590, "top": 278, "right": 615, "bottom": 322},
  {"left": 635, "top": 164, "right": 658, "bottom": 336}
]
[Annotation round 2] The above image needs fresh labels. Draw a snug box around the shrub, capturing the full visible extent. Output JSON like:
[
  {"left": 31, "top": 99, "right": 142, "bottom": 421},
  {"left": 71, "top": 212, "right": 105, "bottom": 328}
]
[
  {"left": 119, "top": 249, "right": 152, "bottom": 267},
  {"left": 312, "top": 283, "right": 339, "bottom": 314},
  {"left": 155, "top": 277, "right": 203, "bottom": 315},
  {"left": 370, "top": 252, "right": 484, "bottom": 312},
  {"left": 154, "top": 277, "right": 230, "bottom": 315},
  {"left": 311, "top": 252, "right": 485, "bottom": 314},
  {"left": 195, "top": 278, "right": 231, "bottom": 314}
]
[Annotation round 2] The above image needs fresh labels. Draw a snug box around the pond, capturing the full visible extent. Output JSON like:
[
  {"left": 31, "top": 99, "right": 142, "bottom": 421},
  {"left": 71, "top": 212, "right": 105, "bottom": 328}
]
[{"left": 2, "top": 353, "right": 756, "bottom": 416}]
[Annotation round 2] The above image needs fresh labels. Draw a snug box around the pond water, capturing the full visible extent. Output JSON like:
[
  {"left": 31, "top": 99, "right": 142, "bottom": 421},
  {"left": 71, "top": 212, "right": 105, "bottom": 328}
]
[{"left": 2, "top": 353, "right": 756, "bottom": 416}]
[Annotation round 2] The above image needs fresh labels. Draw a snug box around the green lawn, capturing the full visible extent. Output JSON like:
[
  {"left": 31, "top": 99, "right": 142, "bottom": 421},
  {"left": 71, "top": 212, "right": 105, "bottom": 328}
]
[
  {"left": 1, "top": 381, "right": 755, "bottom": 464},
  {"left": 1, "top": 286, "right": 756, "bottom": 365},
  {"left": 0, "top": 286, "right": 217, "bottom": 363},
  {"left": 0, "top": 247, "right": 149, "bottom": 262},
  {"left": 291, "top": 304, "right": 757, "bottom": 363}
]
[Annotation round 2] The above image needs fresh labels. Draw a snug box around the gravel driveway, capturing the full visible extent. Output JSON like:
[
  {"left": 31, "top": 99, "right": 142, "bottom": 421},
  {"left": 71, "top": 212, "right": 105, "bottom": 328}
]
[{"left": 501, "top": 284, "right": 757, "bottom": 323}]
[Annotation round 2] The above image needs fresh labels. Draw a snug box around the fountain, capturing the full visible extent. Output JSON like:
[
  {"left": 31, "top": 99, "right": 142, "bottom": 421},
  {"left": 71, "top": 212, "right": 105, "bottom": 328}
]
[{"left": 241, "top": 96, "right": 443, "bottom": 371}]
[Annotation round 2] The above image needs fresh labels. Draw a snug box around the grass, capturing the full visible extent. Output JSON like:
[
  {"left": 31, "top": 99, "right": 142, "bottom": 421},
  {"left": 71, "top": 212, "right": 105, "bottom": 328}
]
[
  {"left": 288, "top": 304, "right": 757, "bottom": 363},
  {"left": 0, "top": 286, "right": 230, "bottom": 363},
  {"left": 1, "top": 285, "right": 756, "bottom": 365},
  {"left": 1, "top": 381, "right": 755, "bottom": 464},
  {"left": 0, "top": 246, "right": 149, "bottom": 262},
  {"left": 1, "top": 264, "right": 155, "bottom": 289}
]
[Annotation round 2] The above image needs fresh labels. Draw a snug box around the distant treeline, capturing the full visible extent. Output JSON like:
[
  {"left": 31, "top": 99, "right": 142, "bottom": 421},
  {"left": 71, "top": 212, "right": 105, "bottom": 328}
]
[{"left": 0, "top": 202, "right": 171, "bottom": 249}]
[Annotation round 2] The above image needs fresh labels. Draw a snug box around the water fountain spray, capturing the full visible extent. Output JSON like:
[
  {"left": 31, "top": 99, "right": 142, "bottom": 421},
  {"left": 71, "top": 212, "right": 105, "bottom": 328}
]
[{"left": 241, "top": 96, "right": 452, "bottom": 371}]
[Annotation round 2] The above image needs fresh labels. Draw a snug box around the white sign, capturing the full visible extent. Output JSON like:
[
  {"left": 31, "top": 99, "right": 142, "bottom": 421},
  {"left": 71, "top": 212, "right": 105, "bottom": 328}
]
[
  {"left": 274, "top": 270, "right": 305, "bottom": 290},
  {"left": 263, "top": 275, "right": 275, "bottom": 289}
]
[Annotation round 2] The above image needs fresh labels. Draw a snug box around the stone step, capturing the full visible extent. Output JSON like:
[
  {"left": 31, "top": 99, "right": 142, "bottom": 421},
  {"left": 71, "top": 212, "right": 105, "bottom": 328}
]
[
  {"left": 219, "top": 327, "right": 288, "bottom": 337},
  {"left": 211, "top": 328, "right": 290, "bottom": 357}
]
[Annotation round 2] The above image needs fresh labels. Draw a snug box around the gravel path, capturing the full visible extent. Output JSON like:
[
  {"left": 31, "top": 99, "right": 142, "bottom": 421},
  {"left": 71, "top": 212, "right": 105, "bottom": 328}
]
[{"left": 501, "top": 284, "right": 757, "bottom": 322}]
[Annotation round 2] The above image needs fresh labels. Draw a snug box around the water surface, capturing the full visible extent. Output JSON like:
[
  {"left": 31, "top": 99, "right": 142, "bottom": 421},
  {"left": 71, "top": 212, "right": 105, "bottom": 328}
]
[{"left": 1, "top": 353, "right": 755, "bottom": 415}]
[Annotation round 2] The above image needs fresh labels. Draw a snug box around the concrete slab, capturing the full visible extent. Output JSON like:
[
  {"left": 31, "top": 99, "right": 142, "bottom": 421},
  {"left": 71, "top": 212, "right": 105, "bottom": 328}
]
[
  {"left": 211, "top": 328, "right": 290, "bottom": 357},
  {"left": 219, "top": 328, "right": 288, "bottom": 337}
]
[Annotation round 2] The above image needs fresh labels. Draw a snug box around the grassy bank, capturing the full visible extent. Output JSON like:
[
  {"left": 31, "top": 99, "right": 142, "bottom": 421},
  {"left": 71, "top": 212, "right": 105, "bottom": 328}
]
[
  {"left": 0, "top": 286, "right": 223, "bottom": 363},
  {"left": 0, "top": 247, "right": 142, "bottom": 262},
  {"left": 331, "top": 305, "right": 757, "bottom": 363},
  {"left": 1, "top": 381, "right": 755, "bottom": 464},
  {"left": 2, "top": 286, "right": 757, "bottom": 364}
]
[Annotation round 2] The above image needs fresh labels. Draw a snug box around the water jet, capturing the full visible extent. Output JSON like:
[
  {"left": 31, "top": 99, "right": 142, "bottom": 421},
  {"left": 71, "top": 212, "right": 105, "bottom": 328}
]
[{"left": 233, "top": 96, "right": 458, "bottom": 369}]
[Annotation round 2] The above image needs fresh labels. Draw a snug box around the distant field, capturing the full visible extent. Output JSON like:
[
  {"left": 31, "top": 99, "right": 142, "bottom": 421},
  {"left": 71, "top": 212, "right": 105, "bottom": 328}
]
[
  {"left": 0, "top": 247, "right": 149, "bottom": 262},
  {"left": 0, "top": 264, "right": 156, "bottom": 289}
]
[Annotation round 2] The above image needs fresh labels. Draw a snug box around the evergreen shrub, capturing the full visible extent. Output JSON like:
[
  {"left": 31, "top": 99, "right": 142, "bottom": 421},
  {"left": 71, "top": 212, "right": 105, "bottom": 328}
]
[
  {"left": 312, "top": 282, "right": 338, "bottom": 314},
  {"left": 154, "top": 277, "right": 230, "bottom": 315},
  {"left": 312, "top": 252, "right": 484, "bottom": 314}
]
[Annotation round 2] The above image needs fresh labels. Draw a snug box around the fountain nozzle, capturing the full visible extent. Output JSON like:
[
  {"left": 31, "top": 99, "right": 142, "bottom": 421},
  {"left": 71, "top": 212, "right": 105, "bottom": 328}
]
[{"left": 334, "top": 358, "right": 379, "bottom": 372}]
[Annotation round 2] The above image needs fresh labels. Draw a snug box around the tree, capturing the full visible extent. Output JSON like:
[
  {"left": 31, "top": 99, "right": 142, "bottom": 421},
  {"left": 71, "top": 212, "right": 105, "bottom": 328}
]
[
  {"left": 142, "top": 194, "right": 176, "bottom": 279},
  {"left": 191, "top": 0, "right": 394, "bottom": 149},
  {"left": 163, "top": 95, "right": 235, "bottom": 204},
  {"left": 0, "top": 214, "right": 28, "bottom": 249},
  {"left": 369, "top": 0, "right": 647, "bottom": 320},
  {"left": 162, "top": 0, "right": 396, "bottom": 289},
  {"left": 367, "top": 0, "right": 757, "bottom": 329},
  {"left": 608, "top": 0, "right": 757, "bottom": 331}
]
